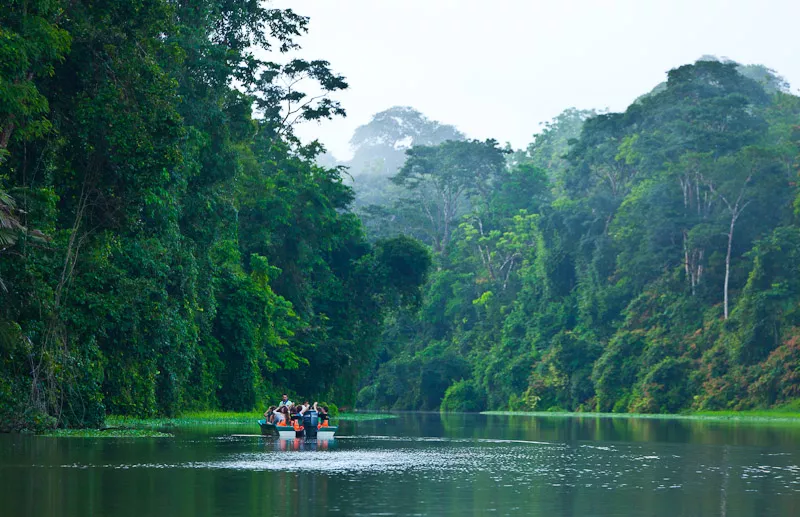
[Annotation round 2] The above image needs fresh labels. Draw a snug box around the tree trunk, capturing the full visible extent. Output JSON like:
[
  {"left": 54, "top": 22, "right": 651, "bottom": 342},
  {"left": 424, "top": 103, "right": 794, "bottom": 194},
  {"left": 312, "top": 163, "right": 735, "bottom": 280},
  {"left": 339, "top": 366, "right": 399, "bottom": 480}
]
[
  {"left": 706, "top": 171, "right": 751, "bottom": 321},
  {"left": 0, "top": 120, "right": 15, "bottom": 154},
  {"left": 723, "top": 213, "right": 738, "bottom": 320},
  {"left": 682, "top": 230, "right": 705, "bottom": 296}
]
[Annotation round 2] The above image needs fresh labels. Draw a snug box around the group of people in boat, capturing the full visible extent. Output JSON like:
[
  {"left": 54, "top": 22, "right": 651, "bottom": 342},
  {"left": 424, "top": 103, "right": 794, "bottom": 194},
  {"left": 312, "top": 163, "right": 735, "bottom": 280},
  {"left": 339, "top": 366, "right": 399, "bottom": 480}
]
[{"left": 263, "top": 394, "right": 331, "bottom": 432}]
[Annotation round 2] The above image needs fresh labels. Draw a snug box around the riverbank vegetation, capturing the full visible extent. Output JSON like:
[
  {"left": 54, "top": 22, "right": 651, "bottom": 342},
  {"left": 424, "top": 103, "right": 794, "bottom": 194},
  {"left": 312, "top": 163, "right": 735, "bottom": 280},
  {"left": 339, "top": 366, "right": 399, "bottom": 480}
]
[
  {"left": 42, "top": 428, "right": 173, "bottom": 438},
  {"left": 2, "top": 2, "right": 799, "bottom": 430},
  {"left": 0, "top": 1, "right": 429, "bottom": 432},
  {"left": 104, "top": 410, "right": 392, "bottom": 429},
  {"left": 483, "top": 409, "right": 800, "bottom": 423},
  {"left": 354, "top": 60, "right": 800, "bottom": 415}
]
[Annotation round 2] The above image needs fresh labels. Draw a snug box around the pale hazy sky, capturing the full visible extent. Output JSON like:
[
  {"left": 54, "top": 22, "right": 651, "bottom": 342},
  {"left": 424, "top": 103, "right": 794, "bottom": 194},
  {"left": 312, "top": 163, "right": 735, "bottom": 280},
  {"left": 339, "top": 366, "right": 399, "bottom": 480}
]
[{"left": 274, "top": 0, "right": 800, "bottom": 160}]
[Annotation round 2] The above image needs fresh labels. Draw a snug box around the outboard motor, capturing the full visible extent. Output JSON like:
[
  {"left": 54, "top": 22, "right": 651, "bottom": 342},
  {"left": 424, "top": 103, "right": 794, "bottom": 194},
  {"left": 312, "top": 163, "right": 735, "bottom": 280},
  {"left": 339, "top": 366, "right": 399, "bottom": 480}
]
[{"left": 303, "top": 410, "right": 319, "bottom": 437}]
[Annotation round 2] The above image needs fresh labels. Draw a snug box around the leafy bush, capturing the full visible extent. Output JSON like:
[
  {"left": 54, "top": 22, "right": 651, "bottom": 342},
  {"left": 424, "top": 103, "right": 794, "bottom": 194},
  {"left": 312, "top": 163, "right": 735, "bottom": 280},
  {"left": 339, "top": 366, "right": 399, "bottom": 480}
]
[{"left": 441, "top": 380, "right": 486, "bottom": 412}]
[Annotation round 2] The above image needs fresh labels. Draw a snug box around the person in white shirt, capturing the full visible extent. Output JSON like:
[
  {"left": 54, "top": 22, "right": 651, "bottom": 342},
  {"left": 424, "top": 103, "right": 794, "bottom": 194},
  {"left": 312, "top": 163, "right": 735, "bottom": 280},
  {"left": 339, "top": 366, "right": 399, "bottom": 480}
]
[{"left": 278, "top": 394, "right": 292, "bottom": 408}]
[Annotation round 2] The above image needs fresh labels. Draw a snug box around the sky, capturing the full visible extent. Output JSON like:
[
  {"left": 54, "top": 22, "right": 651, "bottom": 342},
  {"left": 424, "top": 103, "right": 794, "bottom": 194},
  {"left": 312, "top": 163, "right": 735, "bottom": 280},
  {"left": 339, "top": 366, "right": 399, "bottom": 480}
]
[{"left": 273, "top": 0, "right": 800, "bottom": 161}]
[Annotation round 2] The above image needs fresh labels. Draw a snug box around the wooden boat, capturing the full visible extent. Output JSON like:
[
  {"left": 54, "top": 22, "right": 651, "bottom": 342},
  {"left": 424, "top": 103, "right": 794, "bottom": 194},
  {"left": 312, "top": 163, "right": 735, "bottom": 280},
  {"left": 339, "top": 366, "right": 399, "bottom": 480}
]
[{"left": 258, "top": 416, "right": 338, "bottom": 439}]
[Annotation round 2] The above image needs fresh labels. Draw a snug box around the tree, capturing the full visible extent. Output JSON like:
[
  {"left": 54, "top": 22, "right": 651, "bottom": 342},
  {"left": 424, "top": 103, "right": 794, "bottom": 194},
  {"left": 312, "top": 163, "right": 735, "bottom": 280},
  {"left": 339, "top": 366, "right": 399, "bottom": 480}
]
[
  {"left": 253, "top": 58, "right": 348, "bottom": 141},
  {"left": 509, "top": 107, "right": 598, "bottom": 192},
  {"left": 346, "top": 106, "right": 465, "bottom": 210},
  {"left": 703, "top": 147, "right": 786, "bottom": 318},
  {"left": 358, "top": 60, "right": 800, "bottom": 415},
  {"left": 0, "top": 0, "right": 410, "bottom": 428},
  {"left": 0, "top": 189, "right": 24, "bottom": 251},
  {"left": 391, "top": 139, "right": 506, "bottom": 252},
  {"left": 372, "top": 235, "right": 432, "bottom": 308},
  {"left": 349, "top": 106, "right": 464, "bottom": 178},
  {"left": 460, "top": 210, "right": 541, "bottom": 292},
  {"left": 0, "top": 0, "right": 70, "bottom": 161}
]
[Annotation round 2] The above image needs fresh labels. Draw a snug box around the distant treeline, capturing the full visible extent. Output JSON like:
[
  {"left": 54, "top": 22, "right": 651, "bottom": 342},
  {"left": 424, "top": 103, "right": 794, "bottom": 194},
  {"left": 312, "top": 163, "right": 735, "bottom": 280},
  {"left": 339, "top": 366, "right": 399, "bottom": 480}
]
[
  {"left": 0, "top": 1, "right": 429, "bottom": 431},
  {"left": 355, "top": 60, "right": 800, "bottom": 413}
]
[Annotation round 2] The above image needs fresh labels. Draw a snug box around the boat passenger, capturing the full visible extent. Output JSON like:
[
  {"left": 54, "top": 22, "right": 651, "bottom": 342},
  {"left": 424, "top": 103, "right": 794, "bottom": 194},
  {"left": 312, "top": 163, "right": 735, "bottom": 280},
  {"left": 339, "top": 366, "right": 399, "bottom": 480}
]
[
  {"left": 318, "top": 406, "right": 329, "bottom": 428},
  {"left": 278, "top": 394, "right": 292, "bottom": 408},
  {"left": 264, "top": 406, "right": 277, "bottom": 424},
  {"left": 292, "top": 415, "right": 304, "bottom": 432},
  {"left": 274, "top": 406, "right": 288, "bottom": 425}
]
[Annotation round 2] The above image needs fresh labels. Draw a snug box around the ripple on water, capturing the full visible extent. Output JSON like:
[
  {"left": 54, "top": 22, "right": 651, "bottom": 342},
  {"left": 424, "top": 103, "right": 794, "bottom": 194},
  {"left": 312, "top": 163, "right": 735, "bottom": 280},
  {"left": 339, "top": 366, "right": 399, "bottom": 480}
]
[{"left": 51, "top": 436, "right": 800, "bottom": 493}]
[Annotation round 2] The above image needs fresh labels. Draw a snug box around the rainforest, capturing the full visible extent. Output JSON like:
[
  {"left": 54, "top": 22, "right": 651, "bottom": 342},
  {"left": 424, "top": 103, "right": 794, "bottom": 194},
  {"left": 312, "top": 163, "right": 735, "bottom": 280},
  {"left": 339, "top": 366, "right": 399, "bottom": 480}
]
[{"left": 2, "top": 1, "right": 800, "bottom": 431}]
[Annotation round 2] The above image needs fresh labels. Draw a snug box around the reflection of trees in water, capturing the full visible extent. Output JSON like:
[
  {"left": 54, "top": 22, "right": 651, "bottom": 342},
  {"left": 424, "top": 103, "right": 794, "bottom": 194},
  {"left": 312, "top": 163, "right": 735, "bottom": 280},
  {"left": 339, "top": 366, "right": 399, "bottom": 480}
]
[
  {"left": 261, "top": 439, "right": 334, "bottom": 515},
  {"left": 470, "top": 413, "right": 800, "bottom": 447},
  {"left": 435, "top": 413, "right": 800, "bottom": 516},
  {"left": 557, "top": 431, "right": 579, "bottom": 516},
  {"left": 720, "top": 445, "right": 730, "bottom": 517},
  {"left": 4, "top": 414, "right": 800, "bottom": 516}
]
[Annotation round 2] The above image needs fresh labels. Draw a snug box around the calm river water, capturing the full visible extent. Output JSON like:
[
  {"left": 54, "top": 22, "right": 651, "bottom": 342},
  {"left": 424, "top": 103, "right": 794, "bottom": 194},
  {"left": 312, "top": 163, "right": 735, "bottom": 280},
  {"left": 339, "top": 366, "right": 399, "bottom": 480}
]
[{"left": 1, "top": 413, "right": 800, "bottom": 516}]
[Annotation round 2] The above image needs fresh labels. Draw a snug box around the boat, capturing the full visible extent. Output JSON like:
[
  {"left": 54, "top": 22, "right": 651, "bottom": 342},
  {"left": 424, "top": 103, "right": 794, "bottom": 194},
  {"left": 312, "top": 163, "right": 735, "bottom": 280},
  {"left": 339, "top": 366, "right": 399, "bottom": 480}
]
[
  {"left": 258, "top": 419, "right": 301, "bottom": 439},
  {"left": 316, "top": 423, "right": 338, "bottom": 440},
  {"left": 258, "top": 410, "right": 338, "bottom": 439}
]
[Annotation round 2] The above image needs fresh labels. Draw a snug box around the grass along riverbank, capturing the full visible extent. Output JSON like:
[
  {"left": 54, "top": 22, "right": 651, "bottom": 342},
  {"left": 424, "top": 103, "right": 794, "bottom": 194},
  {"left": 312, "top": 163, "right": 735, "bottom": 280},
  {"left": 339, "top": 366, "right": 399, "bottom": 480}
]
[
  {"left": 42, "top": 429, "right": 173, "bottom": 438},
  {"left": 481, "top": 408, "right": 800, "bottom": 423},
  {"left": 105, "top": 411, "right": 396, "bottom": 429},
  {"left": 38, "top": 411, "right": 396, "bottom": 437}
]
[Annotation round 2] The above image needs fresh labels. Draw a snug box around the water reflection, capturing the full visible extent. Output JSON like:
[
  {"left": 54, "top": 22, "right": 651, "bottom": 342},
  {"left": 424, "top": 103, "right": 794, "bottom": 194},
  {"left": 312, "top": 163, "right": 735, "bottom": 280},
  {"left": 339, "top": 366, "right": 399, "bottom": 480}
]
[
  {"left": 272, "top": 438, "right": 335, "bottom": 453},
  {"left": 1, "top": 413, "right": 799, "bottom": 516},
  {"left": 437, "top": 412, "right": 800, "bottom": 447}
]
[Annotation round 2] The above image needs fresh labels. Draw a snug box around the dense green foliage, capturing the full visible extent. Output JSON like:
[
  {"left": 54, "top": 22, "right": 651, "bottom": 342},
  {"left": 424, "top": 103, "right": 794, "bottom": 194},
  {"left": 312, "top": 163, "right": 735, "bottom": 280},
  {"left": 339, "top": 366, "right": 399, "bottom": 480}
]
[
  {"left": 3, "top": 2, "right": 798, "bottom": 426},
  {"left": 357, "top": 59, "right": 800, "bottom": 414},
  {"left": 0, "top": 1, "right": 429, "bottom": 431}
]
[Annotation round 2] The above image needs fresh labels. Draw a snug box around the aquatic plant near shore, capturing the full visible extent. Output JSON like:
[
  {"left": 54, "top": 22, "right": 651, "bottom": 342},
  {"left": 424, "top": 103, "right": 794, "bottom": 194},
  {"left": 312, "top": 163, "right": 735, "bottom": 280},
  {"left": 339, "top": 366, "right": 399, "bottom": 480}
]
[{"left": 41, "top": 429, "right": 173, "bottom": 438}]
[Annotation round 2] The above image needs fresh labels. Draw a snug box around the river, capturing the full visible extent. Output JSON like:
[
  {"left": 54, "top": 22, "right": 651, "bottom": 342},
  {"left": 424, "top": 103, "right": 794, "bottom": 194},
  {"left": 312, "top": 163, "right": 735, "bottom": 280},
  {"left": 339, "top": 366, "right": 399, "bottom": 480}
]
[{"left": 1, "top": 412, "right": 799, "bottom": 516}]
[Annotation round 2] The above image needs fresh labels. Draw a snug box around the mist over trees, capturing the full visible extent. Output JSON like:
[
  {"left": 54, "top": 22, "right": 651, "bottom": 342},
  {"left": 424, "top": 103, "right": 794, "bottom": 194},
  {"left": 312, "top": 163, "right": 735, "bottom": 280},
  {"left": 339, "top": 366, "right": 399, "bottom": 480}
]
[
  {"left": 331, "top": 106, "right": 465, "bottom": 207},
  {"left": 1, "top": 1, "right": 798, "bottom": 430},
  {"left": 357, "top": 59, "right": 800, "bottom": 413},
  {"left": 350, "top": 106, "right": 465, "bottom": 178}
]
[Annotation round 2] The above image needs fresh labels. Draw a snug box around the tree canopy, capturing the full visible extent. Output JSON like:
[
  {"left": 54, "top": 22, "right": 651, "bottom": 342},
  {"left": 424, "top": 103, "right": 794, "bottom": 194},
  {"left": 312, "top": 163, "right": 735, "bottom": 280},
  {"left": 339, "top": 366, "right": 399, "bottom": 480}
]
[
  {"left": 357, "top": 59, "right": 800, "bottom": 414},
  {"left": 0, "top": 0, "right": 430, "bottom": 430},
  {"left": 2, "top": 4, "right": 798, "bottom": 426}
]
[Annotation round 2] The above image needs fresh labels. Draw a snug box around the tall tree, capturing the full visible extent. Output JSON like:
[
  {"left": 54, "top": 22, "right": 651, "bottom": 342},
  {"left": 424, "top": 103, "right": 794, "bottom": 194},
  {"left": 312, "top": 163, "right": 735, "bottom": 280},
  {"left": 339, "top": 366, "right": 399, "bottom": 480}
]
[
  {"left": 349, "top": 106, "right": 464, "bottom": 178},
  {"left": 703, "top": 147, "right": 786, "bottom": 318},
  {"left": 0, "top": 0, "right": 70, "bottom": 160},
  {"left": 391, "top": 139, "right": 506, "bottom": 252}
]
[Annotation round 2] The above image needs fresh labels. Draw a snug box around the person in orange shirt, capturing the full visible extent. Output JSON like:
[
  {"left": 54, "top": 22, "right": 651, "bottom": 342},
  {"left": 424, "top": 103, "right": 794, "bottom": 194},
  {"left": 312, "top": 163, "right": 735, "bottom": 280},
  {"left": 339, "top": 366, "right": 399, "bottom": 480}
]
[
  {"left": 317, "top": 405, "right": 329, "bottom": 428},
  {"left": 292, "top": 416, "right": 304, "bottom": 432}
]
